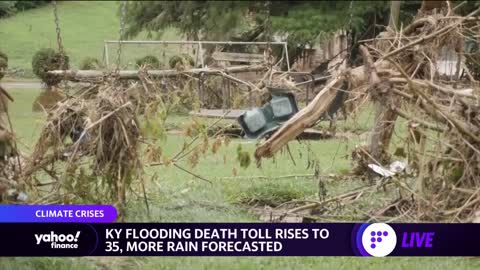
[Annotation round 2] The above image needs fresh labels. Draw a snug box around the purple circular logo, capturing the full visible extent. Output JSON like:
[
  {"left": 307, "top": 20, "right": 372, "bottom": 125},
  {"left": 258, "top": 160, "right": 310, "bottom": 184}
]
[{"left": 355, "top": 223, "right": 397, "bottom": 257}]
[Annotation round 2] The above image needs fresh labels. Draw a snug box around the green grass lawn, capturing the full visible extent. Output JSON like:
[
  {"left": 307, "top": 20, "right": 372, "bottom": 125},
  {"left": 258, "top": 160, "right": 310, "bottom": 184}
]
[
  {"left": 1, "top": 89, "right": 479, "bottom": 270},
  {"left": 0, "top": 1, "right": 181, "bottom": 77}
]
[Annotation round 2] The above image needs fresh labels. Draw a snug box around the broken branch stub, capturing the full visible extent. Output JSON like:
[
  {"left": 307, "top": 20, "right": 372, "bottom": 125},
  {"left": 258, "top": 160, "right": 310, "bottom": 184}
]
[
  {"left": 255, "top": 75, "right": 345, "bottom": 160},
  {"left": 254, "top": 59, "right": 383, "bottom": 160}
]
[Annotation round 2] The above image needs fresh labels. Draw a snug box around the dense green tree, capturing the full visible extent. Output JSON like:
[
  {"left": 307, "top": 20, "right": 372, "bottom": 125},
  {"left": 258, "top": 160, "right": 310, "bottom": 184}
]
[
  {"left": 0, "top": 1, "right": 51, "bottom": 18},
  {"left": 14, "top": 1, "right": 51, "bottom": 11},
  {"left": 123, "top": 1, "right": 258, "bottom": 40},
  {"left": 0, "top": 0, "right": 52, "bottom": 18},
  {"left": 121, "top": 1, "right": 478, "bottom": 67},
  {"left": 0, "top": 1, "right": 16, "bottom": 18},
  {"left": 123, "top": 1, "right": 393, "bottom": 41},
  {"left": 122, "top": 1, "right": 395, "bottom": 66}
]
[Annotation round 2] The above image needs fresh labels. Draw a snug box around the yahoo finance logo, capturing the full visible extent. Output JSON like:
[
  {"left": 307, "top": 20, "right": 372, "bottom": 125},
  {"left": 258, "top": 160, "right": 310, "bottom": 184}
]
[
  {"left": 356, "top": 223, "right": 397, "bottom": 257},
  {"left": 35, "top": 231, "right": 81, "bottom": 249}
]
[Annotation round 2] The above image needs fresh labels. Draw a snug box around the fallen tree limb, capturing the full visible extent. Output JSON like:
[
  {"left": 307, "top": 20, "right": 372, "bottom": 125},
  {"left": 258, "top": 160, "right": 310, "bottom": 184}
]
[
  {"left": 254, "top": 59, "right": 385, "bottom": 160},
  {"left": 390, "top": 77, "right": 476, "bottom": 98},
  {"left": 47, "top": 65, "right": 267, "bottom": 81},
  {"left": 287, "top": 185, "right": 373, "bottom": 214},
  {"left": 255, "top": 75, "right": 345, "bottom": 160},
  {"left": 392, "top": 107, "right": 446, "bottom": 132}
]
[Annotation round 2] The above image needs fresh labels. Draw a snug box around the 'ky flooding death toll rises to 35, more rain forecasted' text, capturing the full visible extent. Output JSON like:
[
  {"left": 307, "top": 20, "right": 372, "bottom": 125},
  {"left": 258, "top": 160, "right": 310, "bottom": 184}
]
[
  {"left": 1, "top": 222, "right": 480, "bottom": 256},
  {"left": 105, "top": 228, "right": 330, "bottom": 253}
]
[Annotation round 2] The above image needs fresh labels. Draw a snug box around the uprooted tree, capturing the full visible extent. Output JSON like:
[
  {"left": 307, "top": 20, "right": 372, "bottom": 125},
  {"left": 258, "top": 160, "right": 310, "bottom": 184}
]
[{"left": 255, "top": 1, "right": 480, "bottom": 222}]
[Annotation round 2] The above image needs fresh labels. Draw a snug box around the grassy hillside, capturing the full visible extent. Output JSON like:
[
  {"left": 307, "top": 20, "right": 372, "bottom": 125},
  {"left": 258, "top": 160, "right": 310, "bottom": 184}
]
[{"left": 0, "top": 1, "right": 179, "bottom": 76}]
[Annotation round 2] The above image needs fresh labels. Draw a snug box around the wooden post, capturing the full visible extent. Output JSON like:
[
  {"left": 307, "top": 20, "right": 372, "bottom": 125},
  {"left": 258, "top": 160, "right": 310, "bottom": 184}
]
[
  {"left": 103, "top": 42, "right": 110, "bottom": 68},
  {"left": 198, "top": 42, "right": 205, "bottom": 68}
]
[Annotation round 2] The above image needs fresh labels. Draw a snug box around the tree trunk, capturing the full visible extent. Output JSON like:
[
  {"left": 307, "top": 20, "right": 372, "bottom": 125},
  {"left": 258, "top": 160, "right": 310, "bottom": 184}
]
[
  {"left": 368, "top": 0, "right": 402, "bottom": 165},
  {"left": 388, "top": 1, "right": 401, "bottom": 31},
  {"left": 420, "top": 0, "right": 446, "bottom": 13}
]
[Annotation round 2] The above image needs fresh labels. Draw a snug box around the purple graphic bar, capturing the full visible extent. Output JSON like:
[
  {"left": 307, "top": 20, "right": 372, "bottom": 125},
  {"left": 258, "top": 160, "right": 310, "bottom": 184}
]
[
  {"left": 0, "top": 223, "right": 479, "bottom": 256},
  {"left": 0, "top": 205, "right": 117, "bottom": 223}
]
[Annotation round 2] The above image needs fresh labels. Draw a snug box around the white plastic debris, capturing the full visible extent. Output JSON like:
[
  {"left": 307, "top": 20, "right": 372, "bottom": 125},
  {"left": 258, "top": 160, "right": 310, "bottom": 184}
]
[
  {"left": 368, "top": 164, "right": 395, "bottom": 177},
  {"left": 16, "top": 192, "right": 28, "bottom": 202},
  {"left": 368, "top": 160, "right": 407, "bottom": 178},
  {"left": 437, "top": 46, "right": 464, "bottom": 76},
  {"left": 389, "top": 160, "right": 407, "bottom": 173}
]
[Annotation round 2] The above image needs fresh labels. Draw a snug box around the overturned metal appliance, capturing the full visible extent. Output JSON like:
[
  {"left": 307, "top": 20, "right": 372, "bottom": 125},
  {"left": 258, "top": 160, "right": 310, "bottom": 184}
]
[{"left": 237, "top": 87, "right": 299, "bottom": 139}]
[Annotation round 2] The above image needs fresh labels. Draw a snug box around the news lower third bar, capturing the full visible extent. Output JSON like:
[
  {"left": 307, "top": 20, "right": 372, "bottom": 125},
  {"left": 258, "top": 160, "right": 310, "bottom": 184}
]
[
  {"left": 0, "top": 206, "right": 479, "bottom": 257},
  {"left": 0, "top": 205, "right": 117, "bottom": 223}
]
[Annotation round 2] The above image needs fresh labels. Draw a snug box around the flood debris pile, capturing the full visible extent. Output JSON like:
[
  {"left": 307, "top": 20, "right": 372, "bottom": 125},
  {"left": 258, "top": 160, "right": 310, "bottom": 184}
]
[
  {"left": 255, "top": 2, "right": 480, "bottom": 222},
  {"left": 0, "top": 57, "right": 25, "bottom": 203},
  {"left": 23, "top": 80, "right": 143, "bottom": 207},
  {"left": 0, "top": 51, "right": 7, "bottom": 80},
  {"left": 21, "top": 69, "right": 220, "bottom": 207},
  {"left": 0, "top": 88, "right": 15, "bottom": 202}
]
